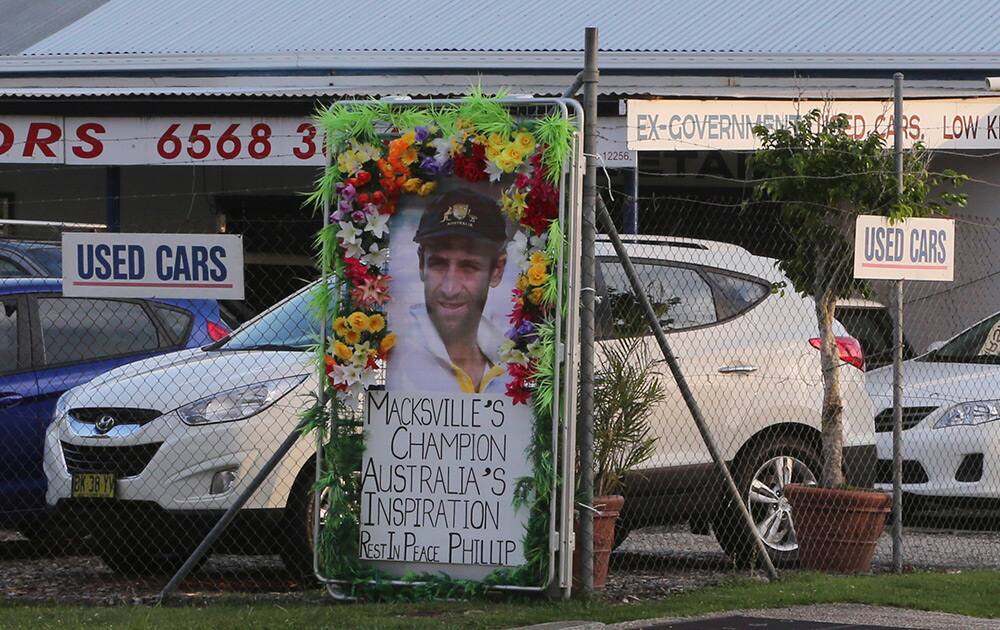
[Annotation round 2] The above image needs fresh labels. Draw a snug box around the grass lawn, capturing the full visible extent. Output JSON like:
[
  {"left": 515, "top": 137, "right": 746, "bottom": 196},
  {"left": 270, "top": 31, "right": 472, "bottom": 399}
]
[{"left": 0, "top": 570, "right": 996, "bottom": 629}]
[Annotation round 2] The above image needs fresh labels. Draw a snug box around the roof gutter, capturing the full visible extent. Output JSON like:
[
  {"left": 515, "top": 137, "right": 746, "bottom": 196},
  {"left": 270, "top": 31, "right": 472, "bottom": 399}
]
[{"left": 4, "top": 51, "right": 1000, "bottom": 75}]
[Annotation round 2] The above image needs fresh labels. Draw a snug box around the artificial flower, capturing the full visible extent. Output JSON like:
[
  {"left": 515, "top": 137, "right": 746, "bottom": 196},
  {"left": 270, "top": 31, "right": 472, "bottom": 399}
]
[
  {"left": 348, "top": 311, "right": 370, "bottom": 332},
  {"left": 379, "top": 332, "right": 397, "bottom": 356},
  {"left": 365, "top": 212, "right": 390, "bottom": 239},
  {"left": 529, "top": 251, "right": 548, "bottom": 267},
  {"left": 418, "top": 181, "right": 437, "bottom": 196},
  {"left": 334, "top": 341, "right": 353, "bottom": 362},
  {"left": 403, "top": 177, "right": 423, "bottom": 193},
  {"left": 527, "top": 263, "right": 549, "bottom": 286},
  {"left": 333, "top": 317, "right": 350, "bottom": 337},
  {"left": 500, "top": 190, "right": 528, "bottom": 222},
  {"left": 528, "top": 286, "right": 546, "bottom": 305},
  {"left": 344, "top": 329, "right": 362, "bottom": 344},
  {"left": 513, "top": 131, "right": 535, "bottom": 153},
  {"left": 351, "top": 275, "right": 392, "bottom": 307},
  {"left": 337, "top": 221, "right": 361, "bottom": 243},
  {"left": 368, "top": 313, "right": 386, "bottom": 333},
  {"left": 361, "top": 243, "right": 389, "bottom": 268}
]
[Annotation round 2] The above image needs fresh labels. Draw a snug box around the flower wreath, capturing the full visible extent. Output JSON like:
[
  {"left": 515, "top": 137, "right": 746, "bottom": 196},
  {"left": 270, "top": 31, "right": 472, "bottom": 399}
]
[{"left": 306, "top": 93, "right": 575, "bottom": 598}]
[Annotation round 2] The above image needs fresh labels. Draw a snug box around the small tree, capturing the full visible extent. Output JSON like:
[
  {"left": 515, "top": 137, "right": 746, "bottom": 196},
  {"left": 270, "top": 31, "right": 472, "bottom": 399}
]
[{"left": 750, "top": 108, "right": 967, "bottom": 488}]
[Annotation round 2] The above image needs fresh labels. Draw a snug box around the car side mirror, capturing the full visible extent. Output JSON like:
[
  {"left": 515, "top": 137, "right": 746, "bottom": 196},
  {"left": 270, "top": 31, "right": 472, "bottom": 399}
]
[{"left": 926, "top": 340, "right": 945, "bottom": 353}]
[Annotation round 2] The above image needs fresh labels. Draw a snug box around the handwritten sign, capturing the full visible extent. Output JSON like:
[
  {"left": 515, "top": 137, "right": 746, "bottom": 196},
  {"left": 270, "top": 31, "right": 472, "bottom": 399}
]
[
  {"left": 853, "top": 216, "right": 955, "bottom": 281},
  {"left": 359, "top": 391, "right": 532, "bottom": 577}
]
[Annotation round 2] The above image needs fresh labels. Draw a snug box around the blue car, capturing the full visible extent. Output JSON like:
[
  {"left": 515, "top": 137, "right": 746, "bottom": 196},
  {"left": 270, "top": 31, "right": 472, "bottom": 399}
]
[{"left": 0, "top": 277, "right": 230, "bottom": 536}]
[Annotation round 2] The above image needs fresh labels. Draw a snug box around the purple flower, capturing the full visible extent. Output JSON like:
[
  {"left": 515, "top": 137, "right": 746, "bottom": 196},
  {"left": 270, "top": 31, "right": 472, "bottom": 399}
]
[
  {"left": 339, "top": 183, "right": 356, "bottom": 202},
  {"left": 338, "top": 199, "right": 352, "bottom": 214},
  {"left": 330, "top": 210, "right": 344, "bottom": 222},
  {"left": 420, "top": 156, "right": 441, "bottom": 175},
  {"left": 351, "top": 210, "right": 366, "bottom": 223},
  {"left": 506, "top": 320, "right": 536, "bottom": 341},
  {"left": 414, "top": 126, "right": 430, "bottom": 142}
]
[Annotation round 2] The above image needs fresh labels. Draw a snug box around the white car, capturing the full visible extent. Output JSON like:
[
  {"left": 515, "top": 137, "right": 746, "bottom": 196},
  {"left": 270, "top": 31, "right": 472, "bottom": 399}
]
[
  {"left": 596, "top": 236, "right": 876, "bottom": 565},
  {"left": 866, "top": 311, "right": 1000, "bottom": 518},
  {"left": 44, "top": 283, "right": 320, "bottom": 574}
]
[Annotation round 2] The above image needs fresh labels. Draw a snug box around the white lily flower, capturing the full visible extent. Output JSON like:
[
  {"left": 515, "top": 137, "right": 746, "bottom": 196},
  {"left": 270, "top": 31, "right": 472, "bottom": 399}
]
[
  {"left": 485, "top": 161, "right": 504, "bottom": 182},
  {"left": 337, "top": 221, "right": 361, "bottom": 243},
  {"left": 361, "top": 243, "right": 389, "bottom": 267},
  {"left": 343, "top": 240, "right": 365, "bottom": 259},
  {"left": 365, "top": 212, "right": 390, "bottom": 239}
]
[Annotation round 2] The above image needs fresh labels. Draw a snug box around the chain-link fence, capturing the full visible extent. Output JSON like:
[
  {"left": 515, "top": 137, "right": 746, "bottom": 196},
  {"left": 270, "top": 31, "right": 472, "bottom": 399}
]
[
  {"left": 3, "top": 148, "right": 1000, "bottom": 605},
  {"left": 0, "top": 210, "right": 324, "bottom": 604},
  {"left": 598, "top": 157, "right": 1000, "bottom": 591}
]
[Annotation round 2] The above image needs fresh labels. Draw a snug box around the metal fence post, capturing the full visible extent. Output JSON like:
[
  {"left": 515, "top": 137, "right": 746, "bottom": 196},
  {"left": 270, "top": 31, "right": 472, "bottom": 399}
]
[
  {"left": 595, "top": 196, "right": 779, "bottom": 582},
  {"left": 892, "top": 72, "right": 905, "bottom": 574},
  {"left": 576, "top": 26, "right": 600, "bottom": 597}
]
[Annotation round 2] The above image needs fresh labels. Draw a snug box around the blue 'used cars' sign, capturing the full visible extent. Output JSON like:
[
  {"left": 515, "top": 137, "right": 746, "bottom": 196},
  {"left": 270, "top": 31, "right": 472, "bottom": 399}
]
[
  {"left": 853, "top": 216, "right": 954, "bottom": 282},
  {"left": 61, "top": 233, "right": 244, "bottom": 299}
]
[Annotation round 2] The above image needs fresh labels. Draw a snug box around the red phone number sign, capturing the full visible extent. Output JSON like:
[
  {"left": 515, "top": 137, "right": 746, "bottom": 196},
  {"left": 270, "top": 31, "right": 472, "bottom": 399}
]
[{"left": 0, "top": 116, "right": 327, "bottom": 166}]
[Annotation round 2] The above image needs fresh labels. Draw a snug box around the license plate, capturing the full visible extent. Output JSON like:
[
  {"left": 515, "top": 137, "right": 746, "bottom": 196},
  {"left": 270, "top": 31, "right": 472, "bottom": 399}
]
[{"left": 71, "top": 473, "right": 117, "bottom": 499}]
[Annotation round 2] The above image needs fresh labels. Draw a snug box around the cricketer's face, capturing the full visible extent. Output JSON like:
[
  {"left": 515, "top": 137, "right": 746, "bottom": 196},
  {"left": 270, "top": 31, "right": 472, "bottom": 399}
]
[{"left": 419, "top": 236, "right": 506, "bottom": 342}]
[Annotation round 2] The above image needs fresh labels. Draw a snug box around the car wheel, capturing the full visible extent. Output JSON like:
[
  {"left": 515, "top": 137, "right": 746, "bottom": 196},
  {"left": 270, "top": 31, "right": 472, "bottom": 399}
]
[
  {"left": 279, "top": 463, "right": 326, "bottom": 578},
  {"left": 713, "top": 435, "right": 820, "bottom": 568}
]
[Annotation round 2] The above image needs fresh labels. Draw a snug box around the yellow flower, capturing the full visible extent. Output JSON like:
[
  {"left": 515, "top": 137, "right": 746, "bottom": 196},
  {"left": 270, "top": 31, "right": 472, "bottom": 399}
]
[
  {"left": 348, "top": 311, "right": 370, "bottom": 331},
  {"left": 368, "top": 314, "right": 386, "bottom": 333},
  {"left": 529, "top": 251, "right": 548, "bottom": 267},
  {"left": 418, "top": 181, "right": 437, "bottom": 196},
  {"left": 344, "top": 329, "right": 362, "bottom": 345},
  {"left": 500, "top": 190, "right": 527, "bottom": 221},
  {"left": 379, "top": 332, "right": 397, "bottom": 355},
  {"left": 487, "top": 132, "right": 506, "bottom": 148},
  {"left": 497, "top": 155, "right": 520, "bottom": 173},
  {"left": 400, "top": 131, "right": 416, "bottom": 145},
  {"left": 530, "top": 287, "right": 546, "bottom": 304},
  {"left": 333, "top": 317, "right": 350, "bottom": 338},
  {"left": 403, "top": 177, "right": 423, "bottom": 193},
  {"left": 516, "top": 274, "right": 530, "bottom": 291},
  {"left": 514, "top": 131, "right": 535, "bottom": 153},
  {"left": 402, "top": 146, "right": 418, "bottom": 165},
  {"left": 503, "top": 144, "right": 523, "bottom": 163},
  {"left": 334, "top": 342, "right": 353, "bottom": 361},
  {"left": 527, "top": 263, "right": 549, "bottom": 286},
  {"left": 485, "top": 144, "right": 502, "bottom": 160}
]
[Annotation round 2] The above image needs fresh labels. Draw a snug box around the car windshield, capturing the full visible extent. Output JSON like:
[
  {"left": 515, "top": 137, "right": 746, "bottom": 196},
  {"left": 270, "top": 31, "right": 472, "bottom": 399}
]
[
  {"left": 921, "top": 312, "right": 1000, "bottom": 364},
  {"left": 26, "top": 246, "right": 62, "bottom": 276},
  {"left": 216, "top": 282, "right": 322, "bottom": 351}
]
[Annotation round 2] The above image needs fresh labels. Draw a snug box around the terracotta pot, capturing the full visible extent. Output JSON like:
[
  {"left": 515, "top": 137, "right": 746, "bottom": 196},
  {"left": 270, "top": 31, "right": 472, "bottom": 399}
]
[
  {"left": 573, "top": 494, "right": 624, "bottom": 590},
  {"left": 783, "top": 484, "right": 891, "bottom": 573}
]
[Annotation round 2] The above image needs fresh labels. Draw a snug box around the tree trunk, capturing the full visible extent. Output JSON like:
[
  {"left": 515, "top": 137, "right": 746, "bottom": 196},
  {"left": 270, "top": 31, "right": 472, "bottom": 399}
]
[{"left": 815, "top": 287, "right": 845, "bottom": 488}]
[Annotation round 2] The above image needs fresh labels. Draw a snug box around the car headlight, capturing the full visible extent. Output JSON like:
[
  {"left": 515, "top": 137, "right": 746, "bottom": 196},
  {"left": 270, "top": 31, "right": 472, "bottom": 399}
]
[
  {"left": 934, "top": 400, "right": 1000, "bottom": 429},
  {"left": 53, "top": 391, "right": 74, "bottom": 422},
  {"left": 176, "top": 376, "right": 307, "bottom": 426}
]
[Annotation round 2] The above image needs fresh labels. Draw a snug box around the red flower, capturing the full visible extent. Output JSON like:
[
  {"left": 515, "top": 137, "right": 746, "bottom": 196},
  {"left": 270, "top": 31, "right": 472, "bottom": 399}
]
[
  {"left": 343, "top": 257, "right": 370, "bottom": 284},
  {"left": 506, "top": 380, "right": 531, "bottom": 405}
]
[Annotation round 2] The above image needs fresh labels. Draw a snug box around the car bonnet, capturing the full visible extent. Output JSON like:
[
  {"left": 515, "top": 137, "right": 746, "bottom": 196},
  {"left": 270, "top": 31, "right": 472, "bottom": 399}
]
[{"left": 63, "top": 348, "right": 314, "bottom": 413}]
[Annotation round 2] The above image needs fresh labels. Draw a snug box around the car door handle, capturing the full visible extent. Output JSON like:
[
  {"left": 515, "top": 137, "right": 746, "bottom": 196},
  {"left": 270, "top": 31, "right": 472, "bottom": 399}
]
[
  {"left": 0, "top": 392, "right": 24, "bottom": 408},
  {"left": 718, "top": 365, "right": 758, "bottom": 374}
]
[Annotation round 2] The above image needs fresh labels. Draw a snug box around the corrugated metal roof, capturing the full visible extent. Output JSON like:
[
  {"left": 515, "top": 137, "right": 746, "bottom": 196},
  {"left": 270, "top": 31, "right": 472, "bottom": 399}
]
[
  {"left": 18, "top": 0, "right": 1000, "bottom": 57},
  {"left": 0, "top": 0, "right": 108, "bottom": 54}
]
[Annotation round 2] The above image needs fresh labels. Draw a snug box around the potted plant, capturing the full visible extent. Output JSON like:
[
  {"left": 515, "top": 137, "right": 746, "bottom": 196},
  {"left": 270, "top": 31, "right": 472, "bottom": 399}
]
[
  {"left": 577, "top": 327, "right": 665, "bottom": 588},
  {"left": 749, "top": 108, "right": 967, "bottom": 572}
]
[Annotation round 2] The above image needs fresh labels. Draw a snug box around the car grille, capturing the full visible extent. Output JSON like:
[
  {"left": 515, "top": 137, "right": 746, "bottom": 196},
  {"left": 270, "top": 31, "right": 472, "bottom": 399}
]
[
  {"left": 61, "top": 442, "right": 162, "bottom": 478},
  {"left": 69, "top": 408, "right": 161, "bottom": 426},
  {"left": 874, "top": 406, "right": 938, "bottom": 433}
]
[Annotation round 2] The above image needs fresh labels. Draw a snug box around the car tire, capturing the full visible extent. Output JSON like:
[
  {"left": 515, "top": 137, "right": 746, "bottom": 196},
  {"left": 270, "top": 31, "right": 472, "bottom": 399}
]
[
  {"left": 712, "top": 435, "right": 820, "bottom": 568},
  {"left": 279, "top": 462, "right": 321, "bottom": 579}
]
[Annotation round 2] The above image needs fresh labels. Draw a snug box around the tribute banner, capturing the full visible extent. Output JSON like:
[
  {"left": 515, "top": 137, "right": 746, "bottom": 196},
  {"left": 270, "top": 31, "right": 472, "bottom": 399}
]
[{"left": 359, "top": 391, "right": 532, "bottom": 567}]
